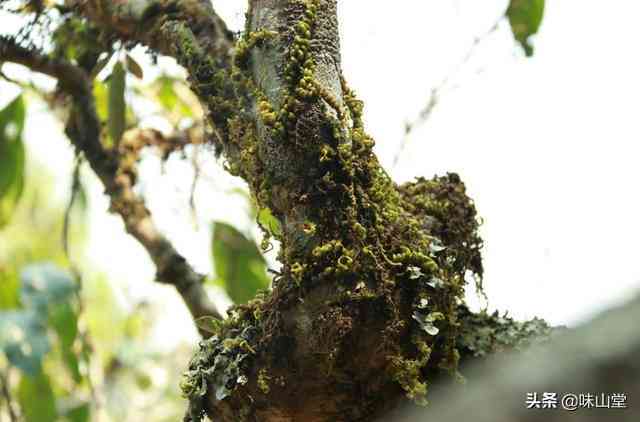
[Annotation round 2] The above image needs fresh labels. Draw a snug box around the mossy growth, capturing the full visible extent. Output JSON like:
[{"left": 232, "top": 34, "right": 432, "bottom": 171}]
[
  {"left": 389, "top": 339, "right": 433, "bottom": 405},
  {"left": 178, "top": 0, "right": 488, "bottom": 418},
  {"left": 234, "top": 29, "right": 278, "bottom": 69},
  {"left": 257, "top": 368, "right": 271, "bottom": 394}
]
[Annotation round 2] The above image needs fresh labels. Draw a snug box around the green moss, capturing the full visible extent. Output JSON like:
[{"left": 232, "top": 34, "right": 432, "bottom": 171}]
[
  {"left": 257, "top": 368, "right": 271, "bottom": 394},
  {"left": 279, "top": 0, "right": 320, "bottom": 130},
  {"left": 290, "top": 262, "right": 306, "bottom": 285},
  {"left": 178, "top": 0, "right": 489, "bottom": 416},
  {"left": 234, "top": 29, "right": 278, "bottom": 69}
]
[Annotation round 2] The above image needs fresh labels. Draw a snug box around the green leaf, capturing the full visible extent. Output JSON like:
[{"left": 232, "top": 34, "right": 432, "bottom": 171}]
[
  {"left": 108, "top": 61, "right": 126, "bottom": 145},
  {"left": 1, "top": 264, "right": 76, "bottom": 375},
  {"left": 507, "top": 0, "right": 545, "bottom": 57},
  {"left": 65, "top": 403, "right": 90, "bottom": 422},
  {"left": 93, "top": 81, "right": 108, "bottom": 121},
  {"left": 258, "top": 207, "right": 282, "bottom": 237},
  {"left": 195, "top": 315, "right": 222, "bottom": 335},
  {"left": 155, "top": 75, "right": 194, "bottom": 118},
  {"left": 212, "top": 222, "right": 270, "bottom": 304},
  {"left": 17, "top": 372, "right": 57, "bottom": 422},
  {"left": 50, "top": 302, "right": 81, "bottom": 382},
  {"left": 125, "top": 54, "right": 144, "bottom": 79},
  {"left": 20, "top": 263, "right": 77, "bottom": 314},
  {"left": 412, "top": 311, "right": 444, "bottom": 337},
  {"left": 135, "top": 371, "right": 153, "bottom": 390},
  {"left": 0, "top": 310, "right": 50, "bottom": 375},
  {"left": 0, "top": 267, "right": 20, "bottom": 310},
  {"left": 0, "top": 95, "right": 26, "bottom": 229}
]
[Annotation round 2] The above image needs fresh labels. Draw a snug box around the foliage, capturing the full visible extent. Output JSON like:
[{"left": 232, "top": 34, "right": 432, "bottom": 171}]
[
  {"left": 107, "top": 61, "right": 127, "bottom": 146},
  {"left": 211, "top": 222, "right": 270, "bottom": 304},
  {"left": 0, "top": 140, "right": 192, "bottom": 421},
  {"left": 17, "top": 371, "right": 57, "bottom": 422},
  {"left": 0, "top": 95, "right": 26, "bottom": 228},
  {"left": 0, "top": 263, "right": 79, "bottom": 421},
  {"left": 507, "top": 0, "right": 545, "bottom": 56}
]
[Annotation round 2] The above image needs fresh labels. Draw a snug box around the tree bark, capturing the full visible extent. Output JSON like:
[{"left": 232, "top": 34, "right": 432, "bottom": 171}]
[
  {"left": 177, "top": 1, "right": 523, "bottom": 420},
  {"left": 2, "top": 1, "right": 560, "bottom": 421}
]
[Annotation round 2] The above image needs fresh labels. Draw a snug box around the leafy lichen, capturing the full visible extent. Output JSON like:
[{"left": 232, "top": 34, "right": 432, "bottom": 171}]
[{"left": 181, "top": 304, "right": 262, "bottom": 422}]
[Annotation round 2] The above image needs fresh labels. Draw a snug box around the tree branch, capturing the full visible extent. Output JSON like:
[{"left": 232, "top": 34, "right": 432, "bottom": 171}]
[
  {"left": 49, "top": 2, "right": 560, "bottom": 421},
  {"left": 394, "top": 294, "right": 640, "bottom": 422},
  {"left": 393, "top": 17, "right": 501, "bottom": 169},
  {"left": 0, "top": 36, "right": 224, "bottom": 325},
  {"left": 68, "top": 0, "right": 234, "bottom": 59}
]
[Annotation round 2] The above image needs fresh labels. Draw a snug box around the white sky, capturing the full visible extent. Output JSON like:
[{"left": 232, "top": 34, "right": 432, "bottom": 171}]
[{"left": 2, "top": 0, "right": 640, "bottom": 345}]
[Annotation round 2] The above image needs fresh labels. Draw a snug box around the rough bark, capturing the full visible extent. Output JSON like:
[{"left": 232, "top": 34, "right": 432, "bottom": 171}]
[
  {"left": 2, "top": 1, "right": 561, "bottom": 421},
  {"left": 178, "top": 1, "right": 514, "bottom": 420}
]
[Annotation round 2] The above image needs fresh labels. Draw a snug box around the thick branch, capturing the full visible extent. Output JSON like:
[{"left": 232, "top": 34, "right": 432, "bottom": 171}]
[
  {"left": 68, "top": 0, "right": 234, "bottom": 59},
  {"left": 394, "top": 294, "right": 640, "bottom": 422},
  {"left": 0, "top": 37, "right": 223, "bottom": 324},
  {"left": 177, "top": 1, "right": 491, "bottom": 420}
]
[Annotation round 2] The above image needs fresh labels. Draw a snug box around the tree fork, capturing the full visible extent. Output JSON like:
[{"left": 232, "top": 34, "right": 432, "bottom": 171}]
[
  {"left": 173, "top": 1, "right": 554, "bottom": 421},
  {"left": 18, "top": 1, "right": 551, "bottom": 420}
]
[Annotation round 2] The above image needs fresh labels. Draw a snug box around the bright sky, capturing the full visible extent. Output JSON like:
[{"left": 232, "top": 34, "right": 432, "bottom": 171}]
[{"left": 2, "top": 0, "right": 639, "bottom": 346}]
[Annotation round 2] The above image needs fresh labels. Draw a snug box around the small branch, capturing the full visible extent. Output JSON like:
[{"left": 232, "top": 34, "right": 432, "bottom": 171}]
[
  {"left": 392, "top": 18, "right": 502, "bottom": 169},
  {"left": 189, "top": 146, "right": 202, "bottom": 228},
  {"left": 62, "top": 155, "right": 83, "bottom": 258},
  {"left": 0, "top": 37, "right": 224, "bottom": 326},
  {"left": 69, "top": 0, "right": 234, "bottom": 60},
  {"left": 72, "top": 0, "right": 244, "bottom": 165}
]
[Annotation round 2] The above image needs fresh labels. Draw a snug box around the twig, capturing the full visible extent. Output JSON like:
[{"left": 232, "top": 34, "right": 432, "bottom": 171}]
[
  {"left": 392, "top": 18, "right": 503, "bottom": 169},
  {"left": 189, "top": 146, "right": 201, "bottom": 229},
  {"left": 70, "top": 268, "right": 101, "bottom": 412},
  {"left": 62, "top": 155, "right": 83, "bottom": 259}
]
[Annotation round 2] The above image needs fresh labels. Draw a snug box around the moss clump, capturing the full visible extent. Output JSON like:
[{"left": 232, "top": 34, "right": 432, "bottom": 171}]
[
  {"left": 456, "top": 305, "right": 556, "bottom": 358},
  {"left": 279, "top": 0, "right": 320, "bottom": 131},
  {"left": 389, "top": 342, "right": 432, "bottom": 405},
  {"left": 257, "top": 368, "right": 271, "bottom": 394},
  {"left": 234, "top": 29, "right": 278, "bottom": 69}
]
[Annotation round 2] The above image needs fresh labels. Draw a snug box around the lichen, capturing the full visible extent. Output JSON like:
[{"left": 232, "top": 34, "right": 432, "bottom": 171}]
[
  {"left": 181, "top": 304, "right": 263, "bottom": 422},
  {"left": 456, "top": 305, "right": 557, "bottom": 359}
]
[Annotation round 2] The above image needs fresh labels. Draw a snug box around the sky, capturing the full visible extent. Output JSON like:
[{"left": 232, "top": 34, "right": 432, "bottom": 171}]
[
  {"left": 1, "top": 0, "right": 639, "bottom": 346},
  {"left": 332, "top": 0, "right": 640, "bottom": 325}
]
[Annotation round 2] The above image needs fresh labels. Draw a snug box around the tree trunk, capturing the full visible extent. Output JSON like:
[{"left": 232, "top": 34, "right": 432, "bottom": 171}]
[
  {"left": 2, "top": 1, "right": 556, "bottom": 421},
  {"left": 177, "top": 1, "right": 543, "bottom": 421}
]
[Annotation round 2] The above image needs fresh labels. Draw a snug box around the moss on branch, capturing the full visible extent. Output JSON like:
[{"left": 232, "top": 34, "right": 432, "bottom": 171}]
[
  {"left": 175, "top": 2, "right": 496, "bottom": 419},
  {"left": 60, "top": 1, "right": 553, "bottom": 420}
]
